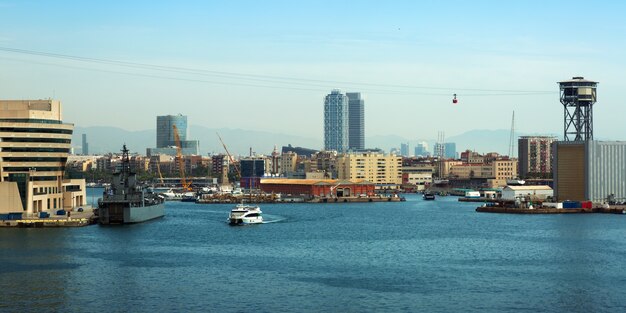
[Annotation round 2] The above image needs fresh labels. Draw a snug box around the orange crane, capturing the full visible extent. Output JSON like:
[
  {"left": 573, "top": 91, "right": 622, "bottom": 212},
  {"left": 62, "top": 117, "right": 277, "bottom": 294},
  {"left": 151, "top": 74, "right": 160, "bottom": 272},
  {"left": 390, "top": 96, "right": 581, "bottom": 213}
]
[
  {"left": 172, "top": 124, "right": 192, "bottom": 191},
  {"left": 216, "top": 132, "right": 241, "bottom": 181}
]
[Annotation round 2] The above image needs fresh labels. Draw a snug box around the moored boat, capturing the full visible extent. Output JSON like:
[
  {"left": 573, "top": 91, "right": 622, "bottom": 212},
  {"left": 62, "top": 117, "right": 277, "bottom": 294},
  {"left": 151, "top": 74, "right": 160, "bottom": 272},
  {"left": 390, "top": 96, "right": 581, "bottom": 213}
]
[
  {"left": 423, "top": 191, "right": 436, "bottom": 200},
  {"left": 97, "top": 145, "right": 165, "bottom": 224}
]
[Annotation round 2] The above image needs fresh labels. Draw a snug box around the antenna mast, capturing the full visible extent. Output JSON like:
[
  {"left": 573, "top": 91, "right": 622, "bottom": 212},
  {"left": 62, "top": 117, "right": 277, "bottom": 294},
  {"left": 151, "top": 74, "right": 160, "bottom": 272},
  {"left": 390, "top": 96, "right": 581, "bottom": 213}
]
[{"left": 508, "top": 110, "right": 515, "bottom": 157}]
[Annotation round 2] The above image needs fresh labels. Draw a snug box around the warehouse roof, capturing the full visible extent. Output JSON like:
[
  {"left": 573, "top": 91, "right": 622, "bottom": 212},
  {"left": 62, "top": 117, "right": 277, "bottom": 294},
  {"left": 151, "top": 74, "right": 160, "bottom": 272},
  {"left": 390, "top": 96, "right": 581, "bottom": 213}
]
[
  {"left": 503, "top": 185, "right": 552, "bottom": 191},
  {"left": 260, "top": 179, "right": 373, "bottom": 186}
]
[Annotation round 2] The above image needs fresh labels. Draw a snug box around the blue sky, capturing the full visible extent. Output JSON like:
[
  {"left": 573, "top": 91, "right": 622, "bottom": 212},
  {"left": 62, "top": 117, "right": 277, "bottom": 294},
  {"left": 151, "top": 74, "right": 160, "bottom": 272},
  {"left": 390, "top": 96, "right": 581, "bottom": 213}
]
[{"left": 1, "top": 1, "right": 625, "bottom": 144}]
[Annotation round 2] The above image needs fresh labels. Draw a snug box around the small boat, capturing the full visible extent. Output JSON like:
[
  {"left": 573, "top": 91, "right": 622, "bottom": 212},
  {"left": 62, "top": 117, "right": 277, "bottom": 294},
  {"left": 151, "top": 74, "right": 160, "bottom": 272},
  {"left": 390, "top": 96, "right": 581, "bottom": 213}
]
[
  {"left": 423, "top": 192, "right": 436, "bottom": 201},
  {"left": 181, "top": 194, "right": 198, "bottom": 202},
  {"left": 228, "top": 203, "right": 263, "bottom": 225}
]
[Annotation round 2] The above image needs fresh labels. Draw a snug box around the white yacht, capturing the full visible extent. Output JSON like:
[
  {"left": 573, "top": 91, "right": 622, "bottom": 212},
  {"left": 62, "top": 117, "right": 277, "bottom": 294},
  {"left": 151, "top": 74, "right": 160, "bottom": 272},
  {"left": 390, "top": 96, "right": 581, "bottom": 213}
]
[{"left": 228, "top": 204, "right": 263, "bottom": 225}]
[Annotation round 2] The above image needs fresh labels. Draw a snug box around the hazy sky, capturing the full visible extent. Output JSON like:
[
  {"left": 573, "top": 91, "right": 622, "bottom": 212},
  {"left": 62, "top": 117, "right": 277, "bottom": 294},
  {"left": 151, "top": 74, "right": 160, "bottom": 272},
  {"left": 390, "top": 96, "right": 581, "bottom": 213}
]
[{"left": 1, "top": 1, "right": 625, "bottom": 142}]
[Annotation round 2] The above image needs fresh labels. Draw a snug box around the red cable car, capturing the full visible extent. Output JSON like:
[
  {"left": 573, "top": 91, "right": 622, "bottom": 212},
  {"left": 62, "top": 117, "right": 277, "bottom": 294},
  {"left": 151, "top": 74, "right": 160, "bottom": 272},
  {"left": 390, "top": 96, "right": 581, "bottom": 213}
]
[{"left": 452, "top": 93, "right": 458, "bottom": 104}]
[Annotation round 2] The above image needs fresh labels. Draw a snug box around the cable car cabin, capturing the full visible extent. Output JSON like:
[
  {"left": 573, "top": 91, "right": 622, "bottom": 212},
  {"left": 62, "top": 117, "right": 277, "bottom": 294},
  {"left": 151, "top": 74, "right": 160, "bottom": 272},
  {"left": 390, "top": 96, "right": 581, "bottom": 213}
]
[{"left": 452, "top": 94, "right": 458, "bottom": 104}]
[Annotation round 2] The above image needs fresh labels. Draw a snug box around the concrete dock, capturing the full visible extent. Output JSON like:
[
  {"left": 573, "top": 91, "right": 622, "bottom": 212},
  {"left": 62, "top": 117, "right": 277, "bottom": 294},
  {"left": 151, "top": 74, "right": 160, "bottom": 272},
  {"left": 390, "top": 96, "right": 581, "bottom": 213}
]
[
  {"left": 476, "top": 205, "right": 626, "bottom": 214},
  {"left": 0, "top": 207, "right": 98, "bottom": 228}
]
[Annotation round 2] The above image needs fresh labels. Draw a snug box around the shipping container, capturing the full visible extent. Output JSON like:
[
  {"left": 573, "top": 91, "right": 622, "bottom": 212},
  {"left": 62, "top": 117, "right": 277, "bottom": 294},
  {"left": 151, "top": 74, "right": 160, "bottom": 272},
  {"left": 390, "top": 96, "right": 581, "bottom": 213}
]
[
  {"left": 582, "top": 201, "right": 593, "bottom": 209},
  {"left": 39, "top": 212, "right": 50, "bottom": 218},
  {"left": 56, "top": 210, "right": 66, "bottom": 215},
  {"left": 562, "top": 201, "right": 581, "bottom": 209},
  {"left": 8, "top": 213, "right": 23, "bottom": 220},
  {"left": 0, "top": 214, "right": 9, "bottom": 220}
]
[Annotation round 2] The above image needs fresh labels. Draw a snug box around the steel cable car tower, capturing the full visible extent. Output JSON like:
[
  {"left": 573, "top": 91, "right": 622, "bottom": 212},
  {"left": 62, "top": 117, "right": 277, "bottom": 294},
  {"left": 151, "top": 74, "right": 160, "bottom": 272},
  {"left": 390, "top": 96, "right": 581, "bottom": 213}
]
[{"left": 558, "top": 77, "right": 598, "bottom": 141}]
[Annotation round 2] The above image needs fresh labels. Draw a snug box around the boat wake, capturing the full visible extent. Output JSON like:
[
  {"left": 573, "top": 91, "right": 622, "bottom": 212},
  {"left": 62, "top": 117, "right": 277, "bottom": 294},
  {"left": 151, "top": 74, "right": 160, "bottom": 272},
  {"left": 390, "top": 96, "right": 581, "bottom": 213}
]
[{"left": 261, "top": 214, "right": 286, "bottom": 224}]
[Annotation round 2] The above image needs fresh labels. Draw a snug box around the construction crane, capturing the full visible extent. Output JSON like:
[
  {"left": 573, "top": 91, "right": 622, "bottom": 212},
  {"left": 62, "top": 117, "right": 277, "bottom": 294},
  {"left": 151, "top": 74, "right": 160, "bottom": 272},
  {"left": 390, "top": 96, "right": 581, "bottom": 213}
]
[
  {"left": 172, "top": 124, "right": 192, "bottom": 191},
  {"left": 156, "top": 159, "right": 165, "bottom": 186},
  {"left": 216, "top": 132, "right": 241, "bottom": 181}
]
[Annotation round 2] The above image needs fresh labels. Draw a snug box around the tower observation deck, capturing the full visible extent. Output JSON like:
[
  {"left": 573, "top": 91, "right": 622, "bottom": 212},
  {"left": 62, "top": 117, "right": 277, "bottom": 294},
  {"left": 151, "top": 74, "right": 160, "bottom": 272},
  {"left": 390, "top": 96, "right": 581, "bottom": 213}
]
[{"left": 558, "top": 77, "right": 598, "bottom": 141}]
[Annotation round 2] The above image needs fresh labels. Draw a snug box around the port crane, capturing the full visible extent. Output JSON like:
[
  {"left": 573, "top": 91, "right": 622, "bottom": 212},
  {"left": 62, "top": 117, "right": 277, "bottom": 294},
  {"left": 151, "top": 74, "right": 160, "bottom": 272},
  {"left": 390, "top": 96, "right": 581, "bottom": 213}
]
[
  {"left": 216, "top": 132, "right": 241, "bottom": 182},
  {"left": 156, "top": 159, "right": 165, "bottom": 186},
  {"left": 172, "top": 124, "right": 192, "bottom": 191}
]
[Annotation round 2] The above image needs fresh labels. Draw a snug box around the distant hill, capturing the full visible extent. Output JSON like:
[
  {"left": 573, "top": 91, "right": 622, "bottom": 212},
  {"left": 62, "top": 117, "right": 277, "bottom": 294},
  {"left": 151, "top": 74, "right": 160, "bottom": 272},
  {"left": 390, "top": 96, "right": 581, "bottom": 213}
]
[
  {"left": 72, "top": 126, "right": 549, "bottom": 157},
  {"left": 72, "top": 126, "right": 322, "bottom": 156}
]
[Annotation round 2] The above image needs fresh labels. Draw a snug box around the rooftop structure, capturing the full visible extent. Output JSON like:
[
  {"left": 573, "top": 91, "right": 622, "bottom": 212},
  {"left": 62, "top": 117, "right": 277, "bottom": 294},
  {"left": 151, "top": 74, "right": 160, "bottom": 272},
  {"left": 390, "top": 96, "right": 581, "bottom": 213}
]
[{"left": 559, "top": 77, "right": 598, "bottom": 141}]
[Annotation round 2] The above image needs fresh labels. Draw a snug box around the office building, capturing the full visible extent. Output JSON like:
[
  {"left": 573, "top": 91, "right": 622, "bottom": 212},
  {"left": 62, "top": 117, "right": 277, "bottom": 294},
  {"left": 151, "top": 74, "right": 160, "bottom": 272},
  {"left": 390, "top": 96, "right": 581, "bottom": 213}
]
[
  {"left": 0, "top": 100, "right": 86, "bottom": 215},
  {"left": 346, "top": 92, "right": 364, "bottom": 150},
  {"left": 81, "top": 133, "right": 89, "bottom": 155},
  {"left": 147, "top": 114, "right": 199, "bottom": 156},
  {"left": 444, "top": 143, "right": 456, "bottom": 159},
  {"left": 518, "top": 136, "right": 557, "bottom": 178},
  {"left": 240, "top": 157, "right": 266, "bottom": 189},
  {"left": 324, "top": 90, "right": 349, "bottom": 152},
  {"left": 414, "top": 142, "right": 429, "bottom": 157},
  {"left": 400, "top": 143, "right": 410, "bottom": 157}
]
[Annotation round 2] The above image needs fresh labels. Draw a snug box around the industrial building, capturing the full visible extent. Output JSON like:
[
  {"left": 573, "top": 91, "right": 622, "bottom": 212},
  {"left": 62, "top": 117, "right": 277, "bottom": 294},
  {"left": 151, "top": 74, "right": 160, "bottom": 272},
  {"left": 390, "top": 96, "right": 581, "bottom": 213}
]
[
  {"left": 554, "top": 140, "right": 626, "bottom": 202},
  {"left": 0, "top": 100, "right": 86, "bottom": 215},
  {"left": 260, "top": 178, "right": 374, "bottom": 198},
  {"left": 518, "top": 136, "right": 557, "bottom": 178},
  {"left": 501, "top": 185, "right": 553, "bottom": 201},
  {"left": 147, "top": 114, "right": 199, "bottom": 156}
]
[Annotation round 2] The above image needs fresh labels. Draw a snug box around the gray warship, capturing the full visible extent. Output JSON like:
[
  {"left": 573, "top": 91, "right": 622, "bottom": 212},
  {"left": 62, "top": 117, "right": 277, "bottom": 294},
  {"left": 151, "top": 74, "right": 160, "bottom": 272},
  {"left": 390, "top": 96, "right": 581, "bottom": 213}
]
[{"left": 97, "top": 145, "right": 165, "bottom": 224}]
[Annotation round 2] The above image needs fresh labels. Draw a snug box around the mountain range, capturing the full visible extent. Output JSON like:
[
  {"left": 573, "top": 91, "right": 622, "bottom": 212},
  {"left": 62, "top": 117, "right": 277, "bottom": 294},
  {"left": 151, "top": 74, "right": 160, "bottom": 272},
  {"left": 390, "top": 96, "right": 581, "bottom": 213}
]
[{"left": 72, "top": 126, "right": 553, "bottom": 156}]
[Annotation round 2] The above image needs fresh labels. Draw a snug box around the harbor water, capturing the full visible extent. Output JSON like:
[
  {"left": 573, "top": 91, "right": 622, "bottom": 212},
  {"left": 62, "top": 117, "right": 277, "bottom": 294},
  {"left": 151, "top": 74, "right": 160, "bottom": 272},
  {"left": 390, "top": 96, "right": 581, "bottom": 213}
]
[{"left": 1, "top": 189, "right": 625, "bottom": 312}]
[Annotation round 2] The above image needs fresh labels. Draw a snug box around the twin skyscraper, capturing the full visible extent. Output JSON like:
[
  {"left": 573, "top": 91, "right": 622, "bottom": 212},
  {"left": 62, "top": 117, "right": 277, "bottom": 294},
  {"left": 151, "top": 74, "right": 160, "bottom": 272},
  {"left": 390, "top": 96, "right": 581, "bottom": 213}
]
[{"left": 323, "top": 90, "right": 364, "bottom": 152}]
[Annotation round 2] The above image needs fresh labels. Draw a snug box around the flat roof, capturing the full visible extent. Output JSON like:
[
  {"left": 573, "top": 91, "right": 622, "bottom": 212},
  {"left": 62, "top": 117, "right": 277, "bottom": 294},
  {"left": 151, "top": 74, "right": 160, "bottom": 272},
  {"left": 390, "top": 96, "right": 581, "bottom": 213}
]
[
  {"left": 504, "top": 185, "right": 552, "bottom": 191},
  {"left": 260, "top": 178, "right": 373, "bottom": 186}
]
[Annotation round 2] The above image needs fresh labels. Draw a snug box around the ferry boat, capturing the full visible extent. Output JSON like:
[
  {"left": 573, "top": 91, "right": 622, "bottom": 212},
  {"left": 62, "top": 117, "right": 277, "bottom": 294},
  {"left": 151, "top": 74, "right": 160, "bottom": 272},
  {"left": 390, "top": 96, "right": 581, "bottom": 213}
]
[
  {"left": 228, "top": 204, "right": 263, "bottom": 225},
  {"left": 97, "top": 145, "right": 165, "bottom": 224},
  {"left": 423, "top": 191, "right": 436, "bottom": 201}
]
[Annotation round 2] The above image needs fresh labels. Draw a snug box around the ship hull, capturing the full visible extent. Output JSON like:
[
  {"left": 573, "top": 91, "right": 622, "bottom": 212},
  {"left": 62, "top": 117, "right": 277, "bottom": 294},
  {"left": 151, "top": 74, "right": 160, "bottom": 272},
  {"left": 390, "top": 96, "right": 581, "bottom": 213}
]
[{"left": 99, "top": 203, "right": 165, "bottom": 225}]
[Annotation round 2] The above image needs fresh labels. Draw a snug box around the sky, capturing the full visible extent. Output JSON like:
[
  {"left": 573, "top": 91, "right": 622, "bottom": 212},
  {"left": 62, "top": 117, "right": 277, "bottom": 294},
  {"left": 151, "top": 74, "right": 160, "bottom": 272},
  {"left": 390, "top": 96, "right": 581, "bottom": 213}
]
[{"left": 1, "top": 0, "right": 625, "bottom": 144}]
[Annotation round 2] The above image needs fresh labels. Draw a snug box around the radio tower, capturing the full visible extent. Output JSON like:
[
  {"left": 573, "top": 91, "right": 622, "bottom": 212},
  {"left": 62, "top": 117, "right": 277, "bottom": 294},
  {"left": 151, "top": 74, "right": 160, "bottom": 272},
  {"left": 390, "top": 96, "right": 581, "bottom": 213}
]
[
  {"left": 436, "top": 131, "right": 445, "bottom": 158},
  {"left": 508, "top": 110, "right": 515, "bottom": 157}
]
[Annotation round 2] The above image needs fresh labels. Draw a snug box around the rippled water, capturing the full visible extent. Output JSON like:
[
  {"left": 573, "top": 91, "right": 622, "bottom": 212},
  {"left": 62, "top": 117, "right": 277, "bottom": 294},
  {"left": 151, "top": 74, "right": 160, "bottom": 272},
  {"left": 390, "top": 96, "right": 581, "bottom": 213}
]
[{"left": 1, "top": 190, "right": 625, "bottom": 312}]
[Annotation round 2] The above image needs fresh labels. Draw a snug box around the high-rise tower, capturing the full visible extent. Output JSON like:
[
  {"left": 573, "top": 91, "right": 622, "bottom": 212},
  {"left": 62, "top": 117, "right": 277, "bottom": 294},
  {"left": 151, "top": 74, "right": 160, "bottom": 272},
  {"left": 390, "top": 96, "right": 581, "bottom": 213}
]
[
  {"left": 157, "top": 114, "right": 188, "bottom": 148},
  {"left": 346, "top": 92, "right": 364, "bottom": 150},
  {"left": 148, "top": 114, "right": 199, "bottom": 156},
  {"left": 324, "top": 90, "right": 349, "bottom": 152},
  {"left": 559, "top": 77, "right": 598, "bottom": 141},
  {"left": 81, "top": 133, "right": 89, "bottom": 155}
]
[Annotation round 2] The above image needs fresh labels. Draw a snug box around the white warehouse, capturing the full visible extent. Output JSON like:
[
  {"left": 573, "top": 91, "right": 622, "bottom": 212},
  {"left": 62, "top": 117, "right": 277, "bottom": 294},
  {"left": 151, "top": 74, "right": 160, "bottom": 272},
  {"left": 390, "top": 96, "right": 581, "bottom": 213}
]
[{"left": 501, "top": 185, "right": 553, "bottom": 201}]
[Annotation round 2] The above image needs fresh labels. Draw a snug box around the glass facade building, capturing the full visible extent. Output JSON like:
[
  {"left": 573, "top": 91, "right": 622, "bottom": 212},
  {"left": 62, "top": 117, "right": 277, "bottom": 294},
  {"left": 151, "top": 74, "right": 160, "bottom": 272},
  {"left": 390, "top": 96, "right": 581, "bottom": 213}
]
[
  {"left": 324, "top": 90, "right": 349, "bottom": 152},
  {"left": 346, "top": 92, "right": 364, "bottom": 151},
  {"left": 157, "top": 114, "right": 187, "bottom": 148},
  {"left": 150, "top": 114, "right": 199, "bottom": 156}
]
